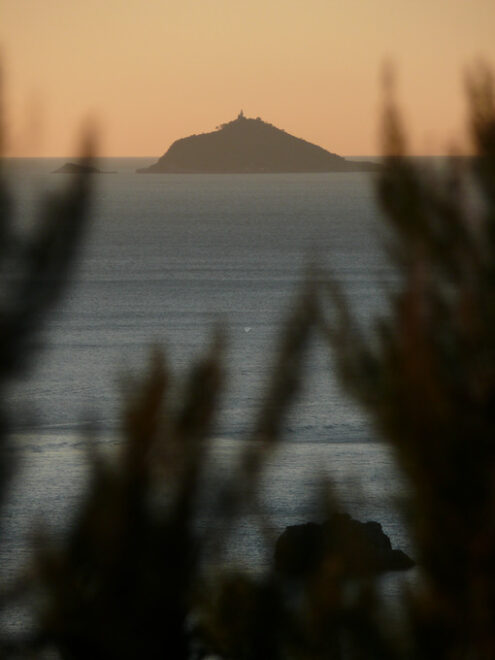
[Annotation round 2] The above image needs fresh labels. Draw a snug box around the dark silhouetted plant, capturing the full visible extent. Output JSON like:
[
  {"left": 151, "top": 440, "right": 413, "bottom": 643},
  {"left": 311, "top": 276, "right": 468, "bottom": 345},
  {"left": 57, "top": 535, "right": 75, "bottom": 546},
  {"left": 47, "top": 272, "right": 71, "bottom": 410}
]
[
  {"left": 0, "top": 65, "right": 94, "bottom": 656},
  {"left": 325, "top": 66, "right": 495, "bottom": 660}
]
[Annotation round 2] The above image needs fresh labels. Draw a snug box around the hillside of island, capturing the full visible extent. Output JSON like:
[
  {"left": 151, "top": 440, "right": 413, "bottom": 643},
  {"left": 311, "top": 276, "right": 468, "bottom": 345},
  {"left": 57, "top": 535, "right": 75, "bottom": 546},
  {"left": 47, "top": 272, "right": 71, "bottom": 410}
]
[{"left": 137, "top": 112, "right": 379, "bottom": 173}]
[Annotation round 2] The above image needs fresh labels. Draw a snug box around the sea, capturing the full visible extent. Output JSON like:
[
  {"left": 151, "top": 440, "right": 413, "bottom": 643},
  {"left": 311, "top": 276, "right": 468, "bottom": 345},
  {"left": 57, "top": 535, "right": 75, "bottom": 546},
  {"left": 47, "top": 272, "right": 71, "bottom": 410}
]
[{"left": 0, "top": 158, "right": 413, "bottom": 633}]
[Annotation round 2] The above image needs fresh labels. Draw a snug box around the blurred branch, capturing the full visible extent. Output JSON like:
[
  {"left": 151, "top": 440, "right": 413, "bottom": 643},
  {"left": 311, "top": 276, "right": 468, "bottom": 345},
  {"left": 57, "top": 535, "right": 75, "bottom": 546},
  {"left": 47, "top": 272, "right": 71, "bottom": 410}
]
[{"left": 324, "top": 64, "right": 495, "bottom": 660}]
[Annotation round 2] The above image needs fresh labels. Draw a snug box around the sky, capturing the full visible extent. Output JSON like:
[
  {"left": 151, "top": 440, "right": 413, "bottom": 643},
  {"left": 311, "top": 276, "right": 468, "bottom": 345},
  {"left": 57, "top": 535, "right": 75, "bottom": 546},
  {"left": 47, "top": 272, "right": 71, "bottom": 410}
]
[{"left": 2, "top": 0, "right": 495, "bottom": 157}]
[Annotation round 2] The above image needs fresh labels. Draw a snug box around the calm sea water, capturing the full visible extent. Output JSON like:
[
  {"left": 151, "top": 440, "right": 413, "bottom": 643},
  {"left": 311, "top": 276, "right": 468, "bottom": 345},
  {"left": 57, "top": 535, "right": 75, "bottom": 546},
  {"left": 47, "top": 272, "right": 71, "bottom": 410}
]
[
  {"left": 5, "top": 158, "right": 393, "bottom": 439},
  {"left": 1, "top": 158, "right": 411, "bottom": 631}
]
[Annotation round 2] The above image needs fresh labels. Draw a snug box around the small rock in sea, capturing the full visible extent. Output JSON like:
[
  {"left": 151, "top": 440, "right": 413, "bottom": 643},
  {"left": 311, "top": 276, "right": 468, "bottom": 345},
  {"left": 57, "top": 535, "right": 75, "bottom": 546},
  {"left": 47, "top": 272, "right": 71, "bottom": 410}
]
[{"left": 274, "top": 512, "right": 415, "bottom": 578}]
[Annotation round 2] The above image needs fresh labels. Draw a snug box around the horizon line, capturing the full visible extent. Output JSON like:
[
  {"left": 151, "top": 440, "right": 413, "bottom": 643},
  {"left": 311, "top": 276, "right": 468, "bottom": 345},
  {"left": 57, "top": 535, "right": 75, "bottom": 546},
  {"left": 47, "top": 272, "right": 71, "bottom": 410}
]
[{"left": 4, "top": 153, "right": 475, "bottom": 160}]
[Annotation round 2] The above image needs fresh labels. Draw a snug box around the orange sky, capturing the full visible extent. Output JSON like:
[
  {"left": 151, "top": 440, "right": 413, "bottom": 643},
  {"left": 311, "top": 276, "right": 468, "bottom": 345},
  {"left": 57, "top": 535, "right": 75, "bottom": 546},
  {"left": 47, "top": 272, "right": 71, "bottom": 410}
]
[{"left": 3, "top": 0, "right": 495, "bottom": 157}]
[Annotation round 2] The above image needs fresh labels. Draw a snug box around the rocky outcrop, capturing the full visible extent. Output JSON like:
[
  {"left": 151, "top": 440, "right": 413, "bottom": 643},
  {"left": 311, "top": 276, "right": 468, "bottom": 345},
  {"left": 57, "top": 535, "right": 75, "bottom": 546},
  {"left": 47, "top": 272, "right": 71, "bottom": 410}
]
[
  {"left": 137, "top": 113, "right": 380, "bottom": 174},
  {"left": 274, "top": 513, "right": 414, "bottom": 577}
]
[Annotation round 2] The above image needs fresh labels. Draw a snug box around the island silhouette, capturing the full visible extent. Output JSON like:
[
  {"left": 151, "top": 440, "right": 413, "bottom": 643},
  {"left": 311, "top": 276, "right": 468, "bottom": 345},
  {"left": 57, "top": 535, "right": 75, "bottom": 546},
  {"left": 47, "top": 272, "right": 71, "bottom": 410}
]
[
  {"left": 53, "top": 162, "right": 116, "bottom": 174},
  {"left": 137, "top": 112, "right": 379, "bottom": 173}
]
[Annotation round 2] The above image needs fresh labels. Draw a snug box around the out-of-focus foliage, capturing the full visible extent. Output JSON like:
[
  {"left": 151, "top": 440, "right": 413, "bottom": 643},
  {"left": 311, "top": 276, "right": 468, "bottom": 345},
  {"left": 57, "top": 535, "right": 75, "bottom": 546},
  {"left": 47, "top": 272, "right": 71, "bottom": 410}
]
[
  {"left": 326, "top": 66, "right": 495, "bottom": 660},
  {"left": 35, "top": 346, "right": 222, "bottom": 658},
  {"left": 0, "top": 63, "right": 94, "bottom": 656},
  {"left": 0, "top": 65, "right": 93, "bottom": 495},
  {"left": 1, "top": 63, "right": 495, "bottom": 660},
  {"left": 32, "top": 292, "right": 322, "bottom": 660}
]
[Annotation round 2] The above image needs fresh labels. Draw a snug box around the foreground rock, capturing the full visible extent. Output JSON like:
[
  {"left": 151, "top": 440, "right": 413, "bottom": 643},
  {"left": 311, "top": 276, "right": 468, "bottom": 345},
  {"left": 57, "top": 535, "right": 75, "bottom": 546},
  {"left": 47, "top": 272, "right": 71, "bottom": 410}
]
[
  {"left": 137, "top": 112, "right": 380, "bottom": 174},
  {"left": 275, "top": 513, "right": 414, "bottom": 578},
  {"left": 53, "top": 162, "right": 116, "bottom": 174}
]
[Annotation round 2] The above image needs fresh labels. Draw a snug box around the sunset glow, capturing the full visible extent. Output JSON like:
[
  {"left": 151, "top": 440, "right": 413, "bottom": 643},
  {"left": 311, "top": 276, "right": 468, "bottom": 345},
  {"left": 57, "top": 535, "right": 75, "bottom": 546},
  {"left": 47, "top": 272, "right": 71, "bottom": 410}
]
[{"left": 3, "top": 0, "right": 495, "bottom": 157}]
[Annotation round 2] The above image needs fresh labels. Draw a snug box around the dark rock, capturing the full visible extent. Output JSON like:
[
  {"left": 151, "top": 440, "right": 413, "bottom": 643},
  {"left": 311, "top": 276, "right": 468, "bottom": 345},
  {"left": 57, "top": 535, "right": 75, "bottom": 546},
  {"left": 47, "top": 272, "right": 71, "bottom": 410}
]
[
  {"left": 274, "top": 522, "right": 325, "bottom": 577},
  {"left": 137, "top": 112, "right": 380, "bottom": 174},
  {"left": 274, "top": 513, "right": 414, "bottom": 578}
]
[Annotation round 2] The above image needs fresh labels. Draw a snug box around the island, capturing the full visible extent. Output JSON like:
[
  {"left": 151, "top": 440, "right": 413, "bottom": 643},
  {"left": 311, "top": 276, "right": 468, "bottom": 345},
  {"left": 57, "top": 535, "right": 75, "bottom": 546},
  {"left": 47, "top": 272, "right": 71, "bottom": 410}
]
[
  {"left": 137, "top": 112, "right": 380, "bottom": 174},
  {"left": 53, "top": 162, "right": 117, "bottom": 174}
]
